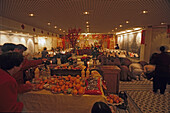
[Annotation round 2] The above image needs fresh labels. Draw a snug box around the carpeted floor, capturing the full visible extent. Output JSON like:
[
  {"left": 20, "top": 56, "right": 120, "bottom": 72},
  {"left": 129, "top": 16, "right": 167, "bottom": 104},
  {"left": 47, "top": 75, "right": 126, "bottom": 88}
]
[{"left": 119, "top": 78, "right": 170, "bottom": 113}]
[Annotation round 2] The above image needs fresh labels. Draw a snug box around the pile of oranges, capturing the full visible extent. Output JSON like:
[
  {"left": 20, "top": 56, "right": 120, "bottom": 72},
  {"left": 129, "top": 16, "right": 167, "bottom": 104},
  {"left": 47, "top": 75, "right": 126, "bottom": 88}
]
[
  {"left": 32, "top": 75, "right": 86, "bottom": 95},
  {"left": 106, "top": 94, "right": 123, "bottom": 104}
]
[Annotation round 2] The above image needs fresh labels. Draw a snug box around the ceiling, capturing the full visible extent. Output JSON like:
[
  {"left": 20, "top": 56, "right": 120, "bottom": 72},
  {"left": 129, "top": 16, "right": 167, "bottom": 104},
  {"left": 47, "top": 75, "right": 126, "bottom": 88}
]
[{"left": 0, "top": 0, "right": 170, "bottom": 34}]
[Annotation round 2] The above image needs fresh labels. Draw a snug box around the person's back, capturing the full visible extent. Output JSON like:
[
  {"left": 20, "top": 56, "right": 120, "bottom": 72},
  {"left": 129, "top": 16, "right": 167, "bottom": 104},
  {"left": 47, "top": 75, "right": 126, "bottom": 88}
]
[
  {"left": 41, "top": 47, "right": 48, "bottom": 58},
  {"left": 154, "top": 51, "right": 170, "bottom": 77}
]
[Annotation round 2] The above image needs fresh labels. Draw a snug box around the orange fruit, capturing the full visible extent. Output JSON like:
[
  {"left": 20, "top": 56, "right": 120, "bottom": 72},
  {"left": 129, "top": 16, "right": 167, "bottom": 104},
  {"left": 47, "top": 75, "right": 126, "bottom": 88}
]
[
  {"left": 54, "top": 88, "right": 58, "bottom": 92},
  {"left": 76, "top": 75, "right": 80, "bottom": 79},
  {"left": 76, "top": 79, "right": 80, "bottom": 84},
  {"left": 68, "top": 75, "right": 71, "bottom": 79},
  {"left": 110, "top": 99, "right": 113, "bottom": 103},
  {"left": 78, "top": 88, "right": 84, "bottom": 95},
  {"left": 76, "top": 84, "right": 81, "bottom": 90},
  {"left": 58, "top": 88, "right": 61, "bottom": 93},
  {"left": 51, "top": 86, "right": 55, "bottom": 91}
]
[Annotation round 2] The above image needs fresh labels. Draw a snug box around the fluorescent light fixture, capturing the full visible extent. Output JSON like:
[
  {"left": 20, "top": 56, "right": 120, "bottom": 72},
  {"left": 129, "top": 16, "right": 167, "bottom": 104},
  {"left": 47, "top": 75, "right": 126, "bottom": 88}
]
[
  {"left": 133, "top": 27, "right": 142, "bottom": 30},
  {"left": 126, "top": 30, "right": 133, "bottom": 32}
]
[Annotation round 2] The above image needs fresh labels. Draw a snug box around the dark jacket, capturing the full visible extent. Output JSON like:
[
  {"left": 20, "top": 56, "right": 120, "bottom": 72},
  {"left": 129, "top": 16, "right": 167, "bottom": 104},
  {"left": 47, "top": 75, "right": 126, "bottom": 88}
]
[{"left": 153, "top": 52, "right": 170, "bottom": 78}]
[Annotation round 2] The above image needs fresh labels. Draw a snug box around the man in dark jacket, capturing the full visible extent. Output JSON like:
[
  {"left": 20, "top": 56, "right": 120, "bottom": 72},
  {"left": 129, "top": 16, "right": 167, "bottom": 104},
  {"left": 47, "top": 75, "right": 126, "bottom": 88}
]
[{"left": 152, "top": 46, "right": 170, "bottom": 94}]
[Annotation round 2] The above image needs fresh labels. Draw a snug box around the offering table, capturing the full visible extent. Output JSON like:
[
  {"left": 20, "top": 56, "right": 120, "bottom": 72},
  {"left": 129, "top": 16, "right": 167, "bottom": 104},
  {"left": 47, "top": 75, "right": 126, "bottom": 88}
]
[{"left": 18, "top": 89, "right": 106, "bottom": 113}]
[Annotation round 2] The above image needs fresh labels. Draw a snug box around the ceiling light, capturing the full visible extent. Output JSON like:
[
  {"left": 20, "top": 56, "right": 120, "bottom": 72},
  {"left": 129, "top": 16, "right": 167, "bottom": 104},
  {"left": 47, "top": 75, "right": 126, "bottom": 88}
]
[
  {"left": 86, "top": 21, "right": 89, "bottom": 24},
  {"left": 29, "top": 13, "right": 34, "bottom": 17},
  {"left": 63, "top": 30, "right": 65, "bottom": 33},
  {"left": 112, "top": 30, "right": 114, "bottom": 32},
  {"left": 119, "top": 25, "right": 123, "bottom": 27},
  {"left": 161, "top": 22, "right": 166, "bottom": 25},
  {"left": 142, "top": 10, "right": 148, "bottom": 14},
  {"left": 83, "top": 11, "right": 89, "bottom": 15},
  {"left": 86, "top": 25, "right": 89, "bottom": 28},
  {"left": 126, "top": 21, "right": 129, "bottom": 24},
  {"left": 47, "top": 22, "right": 51, "bottom": 25},
  {"left": 54, "top": 26, "right": 57, "bottom": 28},
  {"left": 59, "top": 29, "right": 62, "bottom": 31},
  {"left": 115, "top": 28, "right": 117, "bottom": 30}
]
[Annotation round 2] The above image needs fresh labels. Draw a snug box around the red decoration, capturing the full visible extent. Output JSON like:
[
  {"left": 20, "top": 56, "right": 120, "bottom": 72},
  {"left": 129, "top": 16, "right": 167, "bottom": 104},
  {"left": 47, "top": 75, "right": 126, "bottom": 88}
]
[
  {"left": 33, "top": 28, "right": 35, "bottom": 32},
  {"left": 141, "top": 30, "right": 146, "bottom": 44},
  {"left": 67, "top": 28, "right": 81, "bottom": 48},
  {"left": 167, "top": 25, "right": 170, "bottom": 34},
  {"left": 21, "top": 24, "right": 25, "bottom": 29}
]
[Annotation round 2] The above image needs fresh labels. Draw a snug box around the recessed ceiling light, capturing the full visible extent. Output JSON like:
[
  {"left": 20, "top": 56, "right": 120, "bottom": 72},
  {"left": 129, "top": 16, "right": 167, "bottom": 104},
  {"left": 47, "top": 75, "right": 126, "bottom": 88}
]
[
  {"left": 59, "top": 29, "right": 62, "bottom": 31},
  {"left": 126, "top": 21, "right": 129, "bottom": 24},
  {"left": 86, "top": 25, "right": 89, "bottom": 28},
  {"left": 47, "top": 22, "right": 51, "bottom": 25},
  {"left": 83, "top": 11, "right": 89, "bottom": 15},
  {"left": 112, "top": 30, "right": 114, "bottom": 32},
  {"left": 29, "top": 13, "right": 34, "bottom": 17},
  {"left": 142, "top": 10, "right": 148, "bottom": 14},
  {"left": 119, "top": 25, "right": 123, "bottom": 27},
  {"left": 54, "top": 26, "right": 57, "bottom": 28},
  {"left": 86, "top": 21, "right": 89, "bottom": 24},
  {"left": 115, "top": 28, "right": 117, "bottom": 30}
]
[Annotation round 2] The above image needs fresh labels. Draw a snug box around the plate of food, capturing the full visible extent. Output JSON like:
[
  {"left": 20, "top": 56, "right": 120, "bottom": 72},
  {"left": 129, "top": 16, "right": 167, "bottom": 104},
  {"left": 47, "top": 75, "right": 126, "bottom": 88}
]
[{"left": 105, "top": 94, "right": 124, "bottom": 106}]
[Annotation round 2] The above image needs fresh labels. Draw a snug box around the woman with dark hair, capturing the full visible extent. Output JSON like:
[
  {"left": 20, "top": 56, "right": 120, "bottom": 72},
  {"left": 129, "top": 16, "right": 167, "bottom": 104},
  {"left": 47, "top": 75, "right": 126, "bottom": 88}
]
[
  {"left": 91, "top": 102, "right": 112, "bottom": 113},
  {"left": 0, "top": 52, "right": 24, "bottom": 112}
]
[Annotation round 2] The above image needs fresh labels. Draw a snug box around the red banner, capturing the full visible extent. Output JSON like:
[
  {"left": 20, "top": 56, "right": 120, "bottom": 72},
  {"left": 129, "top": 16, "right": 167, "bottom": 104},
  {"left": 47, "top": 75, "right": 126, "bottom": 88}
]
[
  {"left": 107, "top": 37, "right": 110, "bottom": 49},
  {"left": 141, "top": 30, "right": 146, "bottom": 44}
]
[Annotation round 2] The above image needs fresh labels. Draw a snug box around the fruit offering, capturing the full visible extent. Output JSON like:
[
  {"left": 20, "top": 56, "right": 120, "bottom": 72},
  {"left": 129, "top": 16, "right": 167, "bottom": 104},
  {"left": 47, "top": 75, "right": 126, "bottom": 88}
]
[
  {"left": 106, "top": 94, "right": 124, "bottom": 105},
  {"left": 32, "top": 75, "right": 86, "bottom": 95}
]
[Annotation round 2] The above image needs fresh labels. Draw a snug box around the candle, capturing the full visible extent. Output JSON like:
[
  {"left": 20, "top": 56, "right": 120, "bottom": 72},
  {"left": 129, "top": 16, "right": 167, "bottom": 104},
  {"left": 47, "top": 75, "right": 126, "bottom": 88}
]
[
  {"left": 87, "top": 61, "right": 89, "bottom": 68},
  {"left": 50, "top": 60, "right": 52, "bottom": 67}
]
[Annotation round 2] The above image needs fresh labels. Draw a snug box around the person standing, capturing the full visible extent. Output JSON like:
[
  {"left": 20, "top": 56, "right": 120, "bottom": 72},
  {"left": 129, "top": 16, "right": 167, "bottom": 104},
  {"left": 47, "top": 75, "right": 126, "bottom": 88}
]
[
  {"left": 0, "top": 52, "right": 24, "bottom": 112},
  {"left": 1, "top": 43, "right": 47, "bottom": 93},
  {"left": 41, "top": 47, "right": 48, "bottom": 58},
  {"left": 152, "top": 46, "right": 170, "bottom": 94}
]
